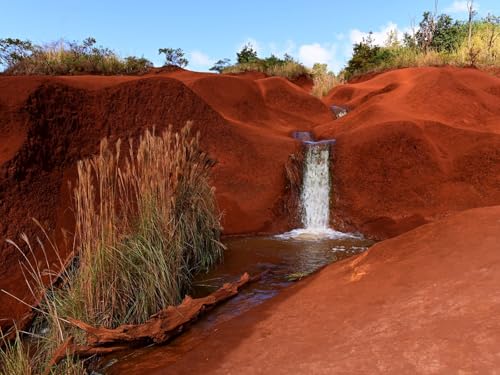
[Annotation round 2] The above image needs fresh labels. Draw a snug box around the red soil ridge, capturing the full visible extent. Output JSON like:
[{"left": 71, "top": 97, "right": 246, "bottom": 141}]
[
  {"left": 319, "top": 67, "right": 500, "bottom": 238},
  {"left": 0, "top": 66, "right": 499, "bottom": 332},
  {"left": 0, "top": 70, "right": 331, "bottom": 329}
]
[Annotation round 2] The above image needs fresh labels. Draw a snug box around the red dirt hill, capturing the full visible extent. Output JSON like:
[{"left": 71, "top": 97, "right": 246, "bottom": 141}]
[
  {"left": 0, "top": 66, "right": 499, "bottom": 330},
  {"left": 132, "top": 205, "right": 500, "bottom": 374},
  {"left": 0, "top": 71, "right": 331, "bottom": 329},
  {"left": 318, "top": 67, "right": 500, "bottom": 238}
]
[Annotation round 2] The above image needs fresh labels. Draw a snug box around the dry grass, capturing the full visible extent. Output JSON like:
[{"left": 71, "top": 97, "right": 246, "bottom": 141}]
[
  {"left": 311, "top": 73, "right": 341, "bottom": 97},
  {"left": 4, "top": 39, "right": 152, "bottom": 75},
  {"left": 223, "top": 60, "right": 310, "bottom": 79},
  {"left": 1, "top": 122, "right": 223, "bottom": 373},
  {"left": 67, "top": 122, "right": 223, "bottom": 327}
]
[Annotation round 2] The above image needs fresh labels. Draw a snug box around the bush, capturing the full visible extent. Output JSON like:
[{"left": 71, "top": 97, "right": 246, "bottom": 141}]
[
  {"left": 0, "top": 37, "right": 153, "bottom": 75},
  {"left": 158, "top": 47, "right": 188, "bottom": 68},
  {"left": 343, "top": 11, "right": 500, "bottom": 80},
  {"left": 223, "top": 48, "right": 310, "bottom": 80},
  {"left": 237, "top": 43, "right": 258, "bottom": 64}
]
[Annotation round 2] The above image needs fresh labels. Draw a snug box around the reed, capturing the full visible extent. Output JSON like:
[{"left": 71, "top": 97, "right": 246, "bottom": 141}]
[{"left": 1, "top": 122, "right": 223, "bottom": 373}]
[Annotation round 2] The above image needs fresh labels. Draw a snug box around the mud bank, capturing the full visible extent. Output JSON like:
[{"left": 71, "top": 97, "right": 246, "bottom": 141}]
[{"left": 130, "top": 205, "right": 500, "bottom": 374}]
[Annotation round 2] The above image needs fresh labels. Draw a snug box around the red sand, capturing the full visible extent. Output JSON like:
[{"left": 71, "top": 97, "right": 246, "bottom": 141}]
[
  {"left": 0, "top": 66, "right": 499, "bottom": 333},
  {"left": 122, "top": 205, "right": 500, "bottom": 374}
]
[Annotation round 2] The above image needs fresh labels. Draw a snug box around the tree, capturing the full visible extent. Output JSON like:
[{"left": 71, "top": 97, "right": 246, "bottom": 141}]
[
  {"left": 0, "top": 38, "right": 36, "bottom": 69},
  {"left": 466, "top": 0, "right": 479, "bottom": 65},
  {"left": 431, "top": 14, "right": 464, "bottom": 53},
  {"left": 209, "top": 58, "right": 231, "bottom": 73},
  {"left": 416, "top": 11, "right": 437, "bottom": 53},
  {"left": 484, "top": 13, "right": 500, "bottom": 61},
  {"left": 236, "top": 43, "right": 258, "bottom": 64},
  {"left": 158, "top": 48, "right": 188, "bottom": 68},
  {"left": 344, "top": 32, "right": 393, "bottom": 79}
]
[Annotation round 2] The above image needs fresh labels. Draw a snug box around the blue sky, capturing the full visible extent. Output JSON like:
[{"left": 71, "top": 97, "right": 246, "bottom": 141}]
[{"left": 1, "top": 0, "right": 498, "bottom": 73}]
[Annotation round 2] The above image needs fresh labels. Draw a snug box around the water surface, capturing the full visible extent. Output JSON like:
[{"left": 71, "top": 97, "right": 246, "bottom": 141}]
[{"left": 105, "top": 234, "right": 373, "bottom": 373}]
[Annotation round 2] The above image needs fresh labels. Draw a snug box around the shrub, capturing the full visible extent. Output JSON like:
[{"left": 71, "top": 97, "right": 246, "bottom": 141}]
[
  {"left": 222, "top": 51, "right": 310, "bottom": 80},
  {"left": 158, "top": 47, "right": 188, "bottom": 68},
  {"left": 237, "top": 43, "right": 258, "bottom": 63},
  {"left": 0, "top": 37, "right": 152, "bottom": 75},
  {"left": 209, "top": 58, "right": 231, "bottom": 73}
]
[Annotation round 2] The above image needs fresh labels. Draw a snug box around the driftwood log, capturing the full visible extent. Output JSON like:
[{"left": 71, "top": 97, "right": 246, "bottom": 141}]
[{"left": 47, "top": 272, "right": 259, "bottom": 368}]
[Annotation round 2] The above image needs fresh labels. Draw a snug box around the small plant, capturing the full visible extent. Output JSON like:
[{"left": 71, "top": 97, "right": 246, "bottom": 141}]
[
  {"left": 158, "top": 47, "right": 188, "bottom": 68},
  {"left": 285, "top": 270, "right": 313, "bottom": 282},
  {"left": 236, "top": 43, "right": 258, "bottom": 64},
  {"left": 209, "top": 58, "right": 231, "bottom": 73},
  {"left": 222, "top": 51, "right": 310, "bottom": 80}
]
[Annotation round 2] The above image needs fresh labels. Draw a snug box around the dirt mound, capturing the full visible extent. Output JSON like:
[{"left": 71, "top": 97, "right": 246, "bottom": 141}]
[
  {"left": 0, "top": 71, "right": 332, "bottom": 329},
  {"left": 141, "top": 205, "right": 500, "bottom": 374},
  {"left": 318, "top": 67, "right": 500, "bottom": 238}
]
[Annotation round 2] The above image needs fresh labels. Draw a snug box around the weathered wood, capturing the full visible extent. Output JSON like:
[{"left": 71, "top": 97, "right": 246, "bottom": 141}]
[{"left": 48, "top": 272, "right": 259, "bottom": 368}]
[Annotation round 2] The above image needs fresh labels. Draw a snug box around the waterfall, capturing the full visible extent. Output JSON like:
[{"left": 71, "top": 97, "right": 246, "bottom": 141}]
[
  {"left": 278, "top": 132, "right": 357, "bottom": 240},
  {"left": 301, "top": 143, "right": 331, "bottom": 229}
]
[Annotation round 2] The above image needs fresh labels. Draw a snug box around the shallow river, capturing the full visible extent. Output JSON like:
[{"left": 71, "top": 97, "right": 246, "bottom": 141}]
[{"left": 103, "top": 234, "right": 373, "bottom": 373}]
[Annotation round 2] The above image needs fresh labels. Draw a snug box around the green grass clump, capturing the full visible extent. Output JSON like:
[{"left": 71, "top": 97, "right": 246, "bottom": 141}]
[
  {"left": 67, "top": 122, "right": 223, "bottom": 327},
  {"left": 1, "top": 122, "right": 223, "bottom": 373},
  {"left": 222, "top": 57, "right": 310, "bottom": 80}
]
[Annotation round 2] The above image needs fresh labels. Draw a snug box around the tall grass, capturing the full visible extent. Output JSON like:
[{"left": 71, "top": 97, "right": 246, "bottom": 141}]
[
  {"left": 66, "top": 123, "right": 223, "bottom": 327},
  {"left": 2, "top": 233, "right": 88, "bottom": 375},
  {"left": 311, "top": 72, "right": 341, "bottom": 97},
  {"left": 223, "top": 60, "right": 310, "bottom": 79},
  {"left": 1, "top": 123, "right": 223, "bottom": 373},
  {"left": 2, "top": 38, "right": 152, "bottom": 75}
]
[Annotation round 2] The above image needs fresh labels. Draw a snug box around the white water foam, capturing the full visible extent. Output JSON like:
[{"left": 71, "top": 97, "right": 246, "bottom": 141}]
[{"left": 277, "top": 141, "right": 359, "bottom": 241}]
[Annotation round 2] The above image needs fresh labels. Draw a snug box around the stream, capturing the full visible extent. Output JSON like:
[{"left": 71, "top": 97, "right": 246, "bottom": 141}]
[
  {"left": 103, "top": 130, "right": 373, "bottom": 373},
  {"left": 104, "top": 234, "right": 373, "bottom": 373}
]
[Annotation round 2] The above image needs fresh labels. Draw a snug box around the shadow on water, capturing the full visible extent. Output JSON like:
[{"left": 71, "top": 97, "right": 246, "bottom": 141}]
[{"left": 104, "top": 234, "right": 373, "bottom": 373}]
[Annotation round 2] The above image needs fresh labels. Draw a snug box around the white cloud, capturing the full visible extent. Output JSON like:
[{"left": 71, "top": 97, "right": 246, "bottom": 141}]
[
  {"left": 444, "top": 0, "right": 479, "bottom": 13},
  {"left": 298, "top": 43, "right": 343, "bottom": 73},
  {"left": 189, "top": 50, "right": 213, "bottom": 67},
  {"left": 349, "top": 22, "right": 403, "bottom": 46},
  {"left": 299, "top": 43, "right": 332, "bottom": 66}
]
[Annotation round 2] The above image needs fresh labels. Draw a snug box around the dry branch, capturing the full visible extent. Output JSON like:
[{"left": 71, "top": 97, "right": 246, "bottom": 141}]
[{"left": 48, "top": 272, "right": 259, "bottom": 368}]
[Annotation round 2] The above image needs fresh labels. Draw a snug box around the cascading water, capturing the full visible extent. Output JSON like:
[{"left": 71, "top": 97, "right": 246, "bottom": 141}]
[
  {"left": 278, "top": 132, "right": 358, "bottom": 240},
  {"left": 301, "top": 143, "right": 331, "bottom": 229}
]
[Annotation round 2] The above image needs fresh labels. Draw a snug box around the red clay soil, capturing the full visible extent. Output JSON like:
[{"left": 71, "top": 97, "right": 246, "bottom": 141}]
[
  {"left": 0, "top": 66, "right": 499, "bottom": 331},
  {"left": 318, "top": 66, "right": 500, "bottom": 239},
  {"left": 0, "top": 70, "right": 332, "bottom": 330},
  {"left": 119, "top": 205, "right": 500, "bottom": 374}
]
